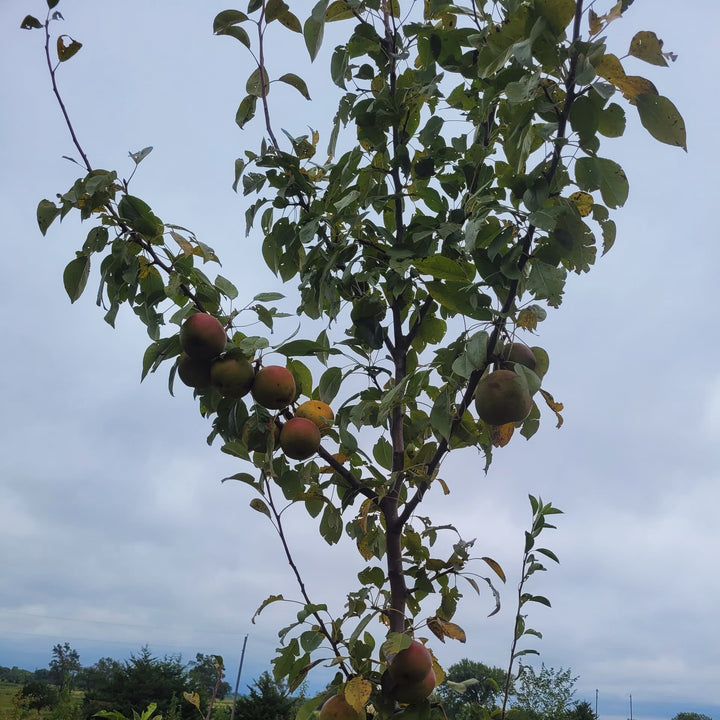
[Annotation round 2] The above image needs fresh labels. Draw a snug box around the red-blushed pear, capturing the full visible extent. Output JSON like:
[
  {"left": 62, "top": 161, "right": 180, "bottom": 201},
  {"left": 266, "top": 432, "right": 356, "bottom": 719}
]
[
  {"left": 390, "top": 668, "right": 436, "bottom": 705},
  {"left": 388, "top": 640, "right": 433, "bottom": 685},
  {"left": 210, "top": 354, "right": 254, "bottom": 398},
  {"left": 179, "top": 313, "right": 226, "bottom": 360},
  {"left": 177, "top": 352, "right": 212, "bottom": 390},
  {"left": 251, "top": 365, "right": 296, "bottom": 410},
  {"left": 295, "top": 400, "right": 334, "bottom": 433},
  {"left": 318, "top": 695, "right": 363, "bottom": 720},
  {"left": 280, "top": 417, "right": 321, "bottom": 461},
  {"left": 474, "top": 369, "right": 532, "bottom": 426}
]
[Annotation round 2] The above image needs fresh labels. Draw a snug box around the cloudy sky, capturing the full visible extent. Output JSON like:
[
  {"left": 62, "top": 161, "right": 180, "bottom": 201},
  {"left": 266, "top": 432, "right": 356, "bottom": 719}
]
[{"left": 1, "top": 2, "right": 719, "bottom": 720}]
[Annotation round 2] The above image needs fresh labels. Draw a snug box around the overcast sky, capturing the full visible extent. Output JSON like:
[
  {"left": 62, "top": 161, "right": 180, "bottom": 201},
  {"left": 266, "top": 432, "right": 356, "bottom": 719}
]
[{"left": 1, "top": 2, "right": 719, "bottom": 720}]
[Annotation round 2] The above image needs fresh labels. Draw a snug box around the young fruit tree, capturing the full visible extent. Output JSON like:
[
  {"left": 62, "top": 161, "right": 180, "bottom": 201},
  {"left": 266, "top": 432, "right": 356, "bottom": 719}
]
[{"left": 21, "top": 0, "right": 685, "bottom": 718}]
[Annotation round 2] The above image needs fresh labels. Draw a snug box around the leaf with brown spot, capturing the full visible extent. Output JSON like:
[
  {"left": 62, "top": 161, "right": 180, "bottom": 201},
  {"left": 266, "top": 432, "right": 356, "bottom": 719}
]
[
  {"left": 569, "top": 191, "right": 593, "bottom": 217},
  {"left": 57, "top": 35, "right": 82, "bottom": 61},
  {"left": 183, "top": 692, "right": 201, "bottom": 709},
  {"left": 344, "top": 677, "right": 372, "bottom": 714}
]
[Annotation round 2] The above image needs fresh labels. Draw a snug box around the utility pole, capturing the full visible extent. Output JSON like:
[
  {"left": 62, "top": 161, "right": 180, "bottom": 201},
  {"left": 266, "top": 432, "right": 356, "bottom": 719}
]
[
  {"left": 629, "top": 693, "right": 633, "bottom": 720},
  {"left": 595, "top": 688, "right": 598, "bottom": 718},
  {"left": 230, "top": 634, "right": 249, "bottom": 720}
]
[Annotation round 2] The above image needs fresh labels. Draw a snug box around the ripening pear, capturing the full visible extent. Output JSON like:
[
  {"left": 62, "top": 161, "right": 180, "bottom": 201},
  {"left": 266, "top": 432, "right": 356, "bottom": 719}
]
[
  {"left": 474, "top": 369, "right": 532, "bottom": 426},
  {"left": 180, "top": 313, "right": 226, "bottom": 360},
  {"left": 251, "top": 365, "right": 296, "bottom": 410}
]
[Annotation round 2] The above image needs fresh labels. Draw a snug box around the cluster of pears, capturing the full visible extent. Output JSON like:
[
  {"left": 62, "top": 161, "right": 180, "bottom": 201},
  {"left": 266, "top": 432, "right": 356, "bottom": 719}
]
[
  {"left": 177, "top": 313, "right": 333, "bottom": 461},
  {"left": 318, "top": 640, "right": 436, "bottom": 720},
  {"left": 473, "top": 342, "right": 539, "bottom": 426}
]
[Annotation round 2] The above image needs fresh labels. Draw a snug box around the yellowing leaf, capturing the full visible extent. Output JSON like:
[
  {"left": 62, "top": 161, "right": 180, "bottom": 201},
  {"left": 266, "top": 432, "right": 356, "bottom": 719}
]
[
  {"left": 569, "top": 191, "right": 593, "bottom": 217},
  {"left": 440, "top": 620, "right": 466, "bottom": 643},
  {"left": 517, "top": 308, "right": 538, "bottom": 331},
  {"left": 615, "top": 75, "right": 658, "bottom": 104},
  {"left": 588, "top": 8, "right": 602, "bottom": 36},
  {"left": 595, "top": 53, "right": 626, "bottom": 84},
  {"left": 319, "top": 453, "right": 351, "bottom": 474},
  {"left": 357, "top": 498, "right": 373, "bottom": 534},
  {"left": 344, "top": 677, "right": 372, "bottom": 714},
  {"left": 426, "top": 616, "right": 467, "bottom": 643},
  {"left": 357, "top": 532, "right": 374, "bottom": 561},
  {"left": 539, "top": 388, "right": 564, "bottom": 428},
  {"left": 437, "top": 477, "right": 450, "bottom": 495},
  {"left": 491, "top": 423, "right": 514, "bottom": 447},
  {"left": 481, "top": 556, "right": 507, "bottom": 583},
  {"left": 430, "top": 652, "right": 446, "bottom": 685},
  {"left": 183, "top": 692, "right": 201, "bottom": 709},
  {"left": 427, "top": 616, "right": 446, "bottom": 643}
]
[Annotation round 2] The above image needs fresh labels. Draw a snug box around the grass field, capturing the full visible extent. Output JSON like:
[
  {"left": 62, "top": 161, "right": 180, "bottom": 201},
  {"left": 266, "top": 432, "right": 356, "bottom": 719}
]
[{"left": 0, "top": 682, "right": 22, "bottom": 719}]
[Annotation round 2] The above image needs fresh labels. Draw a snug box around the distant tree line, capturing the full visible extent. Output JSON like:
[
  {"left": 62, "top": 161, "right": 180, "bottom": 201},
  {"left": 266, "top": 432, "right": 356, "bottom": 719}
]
[
  {"left": 2, "top": 646, "right": 712, "bottom": 720},
  {"left": 2, "top": 643, "right": 233, "bottom": 720}
]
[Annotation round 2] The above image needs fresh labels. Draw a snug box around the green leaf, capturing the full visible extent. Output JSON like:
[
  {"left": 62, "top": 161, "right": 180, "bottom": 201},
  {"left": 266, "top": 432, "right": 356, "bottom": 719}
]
[
  {"left": 425, "top": 281, "right": 492, "bottom": 321},
  {"left": 319, "top": 503, "right": 343, "bottom": 544},
  {"left": 246, "top": 67, "right": 271, "bottom": 97},
  {"left": 326, "top": 1, "right": 354, "bottom": 21},
  {"left": 37, "top": 199, "right": 60, "bottom": 236},
  {"left": 636, "top": 93, "right": 687, "bottom": 151},
  {"left": 598, "top": 103, "right": 626, "bottom": 138},
  {"left": 20, "top": 15, "right": 43, "bottom": 29},
  {"left": 118, "top": 195, "right": 164, "bottom": 237},
  {"left": 318, "top": 366, "right": 342, "bottom": 404},
  {"left": 254, "top": 292, "right": 285, "bottom": 302},
  {"left": 129, "top": 146, "right": 153, "bottom": 165},
  {"left": 265, "top": 0, "right": 289, "bottom": 22},
  {"left": 215, "top": 274, "right": 238, "bottom": 300},
  {"left": 527, "top": 260, "right": 566, "bottom": 308},
  {"left": 303, "top": 0, "right": 328, "bottom": 61},
  {"left": 628, "top": 30, "right": 673, "bottom": 67},
  {"left": 213, "top": 10, "right": 249, "bottom": 34},
  {"left": 535, "top": 0, "right": 576, "bottom": 35},
  {"left": 276, "top": 339, "right": 340, "bottom": 357},
  {"left": 430, "top": 387, "right": 453, "bottom": 441},
  {"left": 381, "top": 633, "right": 412, "bottom": 661},
  {"left": 251, "top": 594, "right": 284, "bottom": 623},
  {"left": 249, "top": 498, "right": 271, "bottom": 518},
  {"left": 415, "top": 256, "right": 475, "bottom": 282},
  {"left": 574, "top": 157, "right": 629, "bottom": 208},
  {"left": 372, "top": 436, "right": 393, "bottom": 470},
  {"left": 278, "top": 73, "right": 311, "bottom": 100},
  {"left": 277, "top": 10, "right": 302, "bottom": 33},
  {"left": 220, "top": 472, "right": 258, "bottom": 487},
  {"left": 236, "top": 95, "right": 257, "bottom": 128},
  {"left": 63, "top": 255, "right": 91, "bottom": 303}
]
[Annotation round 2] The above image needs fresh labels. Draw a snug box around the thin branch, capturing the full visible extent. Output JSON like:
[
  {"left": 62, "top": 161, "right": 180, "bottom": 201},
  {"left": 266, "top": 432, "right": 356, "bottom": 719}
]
[
  {"left": 44, "top": 14, "right": 91, "bottom": 172},
  {"left": 264, "top": 478, "right": 352, "bottom": 678},
  {"left": 258, "top": 2, "right": 280, "bottom": 150}
]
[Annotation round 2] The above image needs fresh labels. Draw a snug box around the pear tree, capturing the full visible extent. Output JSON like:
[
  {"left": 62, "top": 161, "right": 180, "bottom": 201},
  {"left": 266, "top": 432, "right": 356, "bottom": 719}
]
[{"left": 21, "top": 1, "right": 685, "bottom": 718}]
